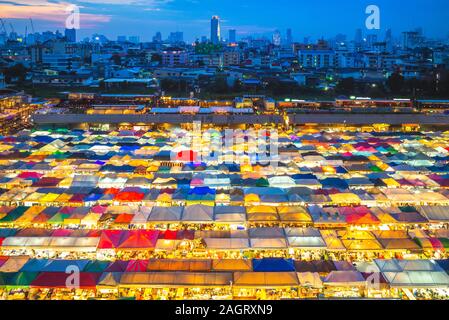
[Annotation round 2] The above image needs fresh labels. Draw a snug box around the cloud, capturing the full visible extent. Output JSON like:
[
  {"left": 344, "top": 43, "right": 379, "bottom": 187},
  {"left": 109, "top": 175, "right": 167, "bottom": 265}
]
[{"left": 0, "top": 0, "right": 111, "bottom": 29}]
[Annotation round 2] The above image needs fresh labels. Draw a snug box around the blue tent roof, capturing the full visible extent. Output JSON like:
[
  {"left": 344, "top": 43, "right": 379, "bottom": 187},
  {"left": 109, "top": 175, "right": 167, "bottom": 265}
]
[
  {"left": 252, "top": 258, "right": 295, "bottom": 272},
  {"left": 435, "top": 259, "right": 449, "bottom": 272},
  {"left": 320, "top": 178, "right": 349, "bottom": 190},
  {"left": 41, "top": 259, "right": 90, "bottom": 272},
  {"left": 20, "top": 259, "right": 50, "bottom": 272}
]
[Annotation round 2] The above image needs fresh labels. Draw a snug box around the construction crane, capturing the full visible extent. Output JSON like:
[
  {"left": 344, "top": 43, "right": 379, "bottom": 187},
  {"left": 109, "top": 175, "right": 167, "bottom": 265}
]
[{"left": 0, "top": 18, "right": 7, "bottom": 35}]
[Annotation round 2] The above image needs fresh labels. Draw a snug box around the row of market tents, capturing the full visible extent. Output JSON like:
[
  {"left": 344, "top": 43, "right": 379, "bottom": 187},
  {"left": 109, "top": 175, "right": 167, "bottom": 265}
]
[
  {"left": 0, "top": 258, "right": 448, "bottom": 289},
  {"left": 1, "top": 205, "right": 449, "bottom": 226},
  {"left": 0, "top": 227, "right": 448, "bottom": 252}
]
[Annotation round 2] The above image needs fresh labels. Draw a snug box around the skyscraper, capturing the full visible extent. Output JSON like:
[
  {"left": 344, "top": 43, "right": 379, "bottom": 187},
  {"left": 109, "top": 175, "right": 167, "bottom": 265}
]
[
  {"left": 272, "top": 30, "right": 281, "bottom": 46},
  {"left": 168, "top": 32, "right": 184, "bottom": 44},
  {"left": 211, "top": 16, "right": 221, "bottom": 44},
  {"left": 64, "top": 28, "right": 76, "bottom": 43},
  {"left": 153, "top": 32, "right": 162, "bottom": 43},
  {"left": 229, "top": 29, "right": 237, "bottom": 43}
]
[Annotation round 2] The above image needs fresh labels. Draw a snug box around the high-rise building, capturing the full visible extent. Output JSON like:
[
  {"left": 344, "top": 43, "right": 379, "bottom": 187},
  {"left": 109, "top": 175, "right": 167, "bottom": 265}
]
[
  {"left": 273, "top": 30, "right": 282, "bottom": 46},
  {"left": 129, "top": 36, "right": 140, "bottom": 44},
  {"left": 117, "top": 36, "right": 127, "bottom": 43},
  {"left": 168, "top": 32, "right": 184, "bottom": 44},
  {"left": 402, "top": 31, "right": 422, "bottom": 49},
  {"left": 229, "top": 29, "right": 237, "bottom": 43},
  {"left": 64, "top": 28, "right": 76, "bottom": 43},
  {"left": 211, "top": 16, "right": 221, "bottom": 44},
  {"left": 153, "top": 32, "right": 162, "bottom": 43},
  {"left": 385, "top": 29, "right": 393, "bottom": 52}
]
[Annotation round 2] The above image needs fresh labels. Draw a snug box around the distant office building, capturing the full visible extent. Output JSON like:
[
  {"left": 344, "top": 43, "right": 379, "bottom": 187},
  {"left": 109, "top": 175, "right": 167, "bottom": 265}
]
[
  {"left": 365, "top": 34, "right": 378, "bottom": 49},
  {"left": 402, "top": 31, "right": 422, "bottom": 49},
  {"left": 64, "top": 28, "right": 76, "bottom": 43},
  {"left": 162, "top": 48, "right": 188, "bottom": 66},
  {"left": 168, "top": 32, "right": 184, "bottom": 44},
  {"left": 229, "top": 29, "right": 237, "bottom": 43},
  {"left": 286, "top": 29, "right": 293, "bottom": 45},
  {"left": 272, "top": 30, "right": 282, "bottom": 46},
  {"left": 153, "top": 32, "right": 162, "bottom": 43},
  {"left": 298, "top": 46, "right": 335, "bottom": 69},
  {"left": 224, "top": 51, "right": 240, "bottom": 66},
  {"left": 211, "top": 16, "right": 221, "bottom": 44},
  {"left": 129, "top": 36, "right": 140, "bottom": 44},
  {"left": 117, "top": 36, "right": 127, "bottom": 43},
  {"left": 201, "top": 36, "right": 208, "bottom": 43},
  {"left": 385, "top": 29, "right": 393, "bottom": 52}
]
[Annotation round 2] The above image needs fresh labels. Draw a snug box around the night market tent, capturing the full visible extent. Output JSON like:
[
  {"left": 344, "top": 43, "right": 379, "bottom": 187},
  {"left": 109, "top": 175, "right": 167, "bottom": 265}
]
[
  {"left": 277, "top": 206, "right": 312, "bottom": 223},
  {"left": 249, "top": 227, "right": 285, "bottom": 239},
  {"left": 118, "top": 272, "right": 233, "bottom": 288},
  {"left": 213, "top": 206, "right": 246, "bottom": 223},
  {"left": 338, "top": 230, "right": 383, "bottom": 251},
  {"left": 250, "top": 238, "right": 287, "bottom": 249},
  {"left": 117, "top": 230, "right": 159, "bottom": 250},
  {"left": 212, "top": 259, "right": 253, "bottom": 272},
  {"left": 19, "top": 259, "right": 50, "bottom": 272},
  {"left": 268, "top": 176, "right": 296, "bottom": 188},
  {"left": 97, "top": 272, "right": 122, "bottom": 289},
  {"left": 130, "top": 210, "right": 151, "bottom": 224},
  {"left": 147, "top": 207, "right": 183, "bottom": 222},
  {"left": 40, "top": 259, "right": 90, "bottom": 272},
  {"left": 3, "top": 272, "right": 39, "bottom": 289},
  {"left": 414, "top": 192, "right": 449, "bottom": 205},
  {"left": 323, "top": 271, "right": 366, "bottom": 287},
  {"left": 296, "top": 272, "right": 323, "bottom": 288},
  {"left": 31, "top": 272, "right": 101, "bottom": 289},
  {"left": 294, "top": 260, "right": 337, "bottom": 274},
  {"left": 246, "top": 206, "right": 279, "bottom": 222},
  {"left": 204, "top": 238, "right": 250, "bottom": 250},
  {"left": 382, "top": 271, "right": 449, "bottom": 288},
  {"left": 285, "top": 228, "right": 327, "bottom": 249},
  {"left": 84, "top": 260, "right": 111, "bottom": 273},
  {"left": 182, "top": 205, "right": 214, "bottom": 222},
  {"left": 329, "top": 193, "right": 361, "bottom": 206},
  {"left": 233, "top": 272, "right": 299, "bottom": 288},
  {"left": 320, "top": 230, "right": 346, "bottom": 251},
  {"left": 416, "top": 206, "right": 449, "bottom": 222},
  {"left": 0, "top": 257, "right": 30, "bottom": 272},
  {"left": 252, "top": 259, "right": 295, "bottom": 272},
  {"left": 382, "top": 189, "right": 417, "bottom": 204},
  {"left": 373, "top": 231, "right": 421, "bottom": 251},
  {"left": 147, "top": 259, "right": 212, "bottom": 272}
]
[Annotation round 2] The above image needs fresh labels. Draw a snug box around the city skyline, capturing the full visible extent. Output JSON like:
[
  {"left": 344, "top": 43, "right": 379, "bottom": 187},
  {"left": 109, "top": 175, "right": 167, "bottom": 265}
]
[{"left": 0, "top": 0, "right": 449, "bottom": 42}]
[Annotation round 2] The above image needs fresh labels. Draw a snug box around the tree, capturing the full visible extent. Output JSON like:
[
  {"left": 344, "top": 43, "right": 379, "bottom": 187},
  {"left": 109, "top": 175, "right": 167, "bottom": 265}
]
[
  {"left": 387, "top": 72, "right": 405, "bottom": 94},
  {"left": 151, "top": 53, "right": 162, "bottom": 64},
  {"left": 335, "top": 77, "right": 355, "bottom": 95},
  {"left": 3, "top": 63, "right": 28, "bottom": 84}
]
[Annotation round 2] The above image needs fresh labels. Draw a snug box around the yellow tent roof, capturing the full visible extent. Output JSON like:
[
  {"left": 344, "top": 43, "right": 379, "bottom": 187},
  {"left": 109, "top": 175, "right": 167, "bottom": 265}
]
[{"left": 329, "top": 193, "right": 361, "bottom": 205}]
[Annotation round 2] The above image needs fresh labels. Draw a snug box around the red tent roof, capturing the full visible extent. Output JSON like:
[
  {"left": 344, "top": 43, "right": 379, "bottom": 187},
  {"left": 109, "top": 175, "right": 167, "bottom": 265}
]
[
  {"left": 125, "top": 260, "right": 149, "bottom": 272},
  {"left": 114, "top": 214, "right": 134, "bottom": 224},
  {"left": 118, "top": 230, "right": 159, "bottom": 249},
  {"left": 98, "top": 230, "right": 128, "bottom": 249},
  {"left": 31, "top": 272, "right": 100, "bottom": 289},
  {"left": 114, "top": 192, "right": 145, "bottom": 202}
]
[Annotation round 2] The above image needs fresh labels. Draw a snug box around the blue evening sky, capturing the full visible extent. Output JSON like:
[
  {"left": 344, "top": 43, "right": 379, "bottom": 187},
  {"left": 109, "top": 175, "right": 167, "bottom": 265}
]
[{"left": 1, "top": 0, "right": 448, "bottom": 42}]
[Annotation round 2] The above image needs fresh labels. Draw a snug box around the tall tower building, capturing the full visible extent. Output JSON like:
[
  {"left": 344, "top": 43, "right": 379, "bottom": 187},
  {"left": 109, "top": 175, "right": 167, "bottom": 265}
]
[
  {"left": 211, "top": 16, "right": 221, "bottom": 44},
  {"left": 272, "top": 30, "right": 282, "bottom": 46},
  {"left": 64, "top": 28, "right": 76, "bottom": 43},
  {"left": 229, "top": 29, "right": 237, "bottom": 43}
]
